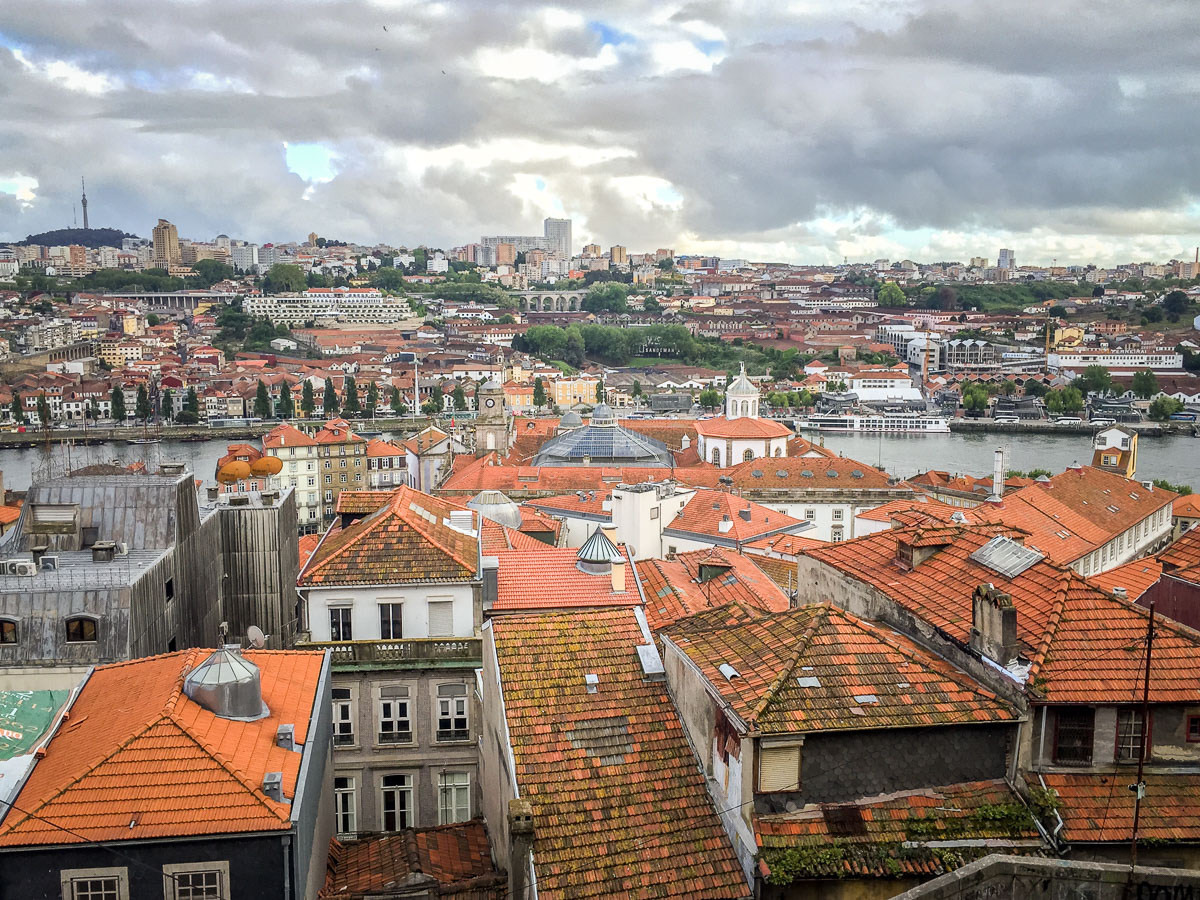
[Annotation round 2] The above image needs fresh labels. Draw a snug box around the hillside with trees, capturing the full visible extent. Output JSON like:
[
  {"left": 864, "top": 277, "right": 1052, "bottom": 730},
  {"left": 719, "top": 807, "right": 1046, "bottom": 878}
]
[{"left": 16, "top": 227, "right": 137, "bottom": 249}]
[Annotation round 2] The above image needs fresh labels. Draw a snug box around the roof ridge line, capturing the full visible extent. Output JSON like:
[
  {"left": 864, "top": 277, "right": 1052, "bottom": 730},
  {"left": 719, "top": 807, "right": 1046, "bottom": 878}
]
[
  {"left": 157, "top": 714, "right": 292, "bottom": 821},
  {"left": 749, "top": 607, "right": 828, "bottom": 725},
  {"left": 302, "top": 490, "right": 404, "bottom": 578},
  {"left": 1026, "top": 568, "right": 1073, "bottom": 683}
]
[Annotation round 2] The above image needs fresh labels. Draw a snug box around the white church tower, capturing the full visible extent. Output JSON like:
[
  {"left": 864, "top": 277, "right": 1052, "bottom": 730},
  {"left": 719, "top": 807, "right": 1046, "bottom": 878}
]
[{"left": 725, "top": 363, "right": 759, "bottom": 420}]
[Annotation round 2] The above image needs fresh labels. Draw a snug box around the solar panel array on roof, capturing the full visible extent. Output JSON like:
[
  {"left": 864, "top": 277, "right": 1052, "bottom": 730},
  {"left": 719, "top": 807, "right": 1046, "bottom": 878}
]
[{"left": 968, "top": 535, "right": 1044, "bottom": 579}]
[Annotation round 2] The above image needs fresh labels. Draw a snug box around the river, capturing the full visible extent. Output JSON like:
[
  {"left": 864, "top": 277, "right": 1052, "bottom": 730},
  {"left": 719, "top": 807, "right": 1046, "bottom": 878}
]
[{"left": 0, "top": 430, "right": 1196, "bottom": 492}]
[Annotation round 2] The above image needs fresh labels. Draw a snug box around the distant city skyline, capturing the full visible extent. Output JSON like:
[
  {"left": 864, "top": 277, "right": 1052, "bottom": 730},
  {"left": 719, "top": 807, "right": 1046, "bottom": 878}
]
[{"left": 2, "top": 1, "right": 1199, "bottom": 265}]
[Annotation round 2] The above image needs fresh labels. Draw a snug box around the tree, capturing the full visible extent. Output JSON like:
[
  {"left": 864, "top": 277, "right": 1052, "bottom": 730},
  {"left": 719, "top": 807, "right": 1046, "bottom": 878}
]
[
  {"left": 1148, "top": 397, "right": 1185, "bottom": 421},
  {"left": 564, "top": 328, "right": 586, "bottom": 367},
  {"left": 497, "top": 314, "right": 516, "bottom": 325},
  {"left": 323, "top": 378, "right": 339, "bottom": 416},
  {"left": 175, "top": 409, "right": 199, "bottom": 425},
  {"left": 191, "top": 258, "right": 235, "bottom": 285},
  {"left": 452, "top": 384, "right": 467, "bottom": 411},
  {"left": 1075, "top": 365, "right": 1113, "bottom": 397},
  {"left": 1142, "top": 306, "right": 1164, "bottom": 324},
  {"left": 160, "top": 389, "right": 174, "bottom": 421},
  {"left": 698, "top": 388, "right": 722, "bottom": 411},
  {"left": 36, "top": 393, "right": 51, "bottom": 426},
  {"left": 643, "top": 297, "right": 662, "bottom": 314},
  {"left": 9, "top": 393, "right": 23, "bottom": 424},
  {"left": 595, "top": 380, "right": 606, "bottom": 403},
  {"left": 631, "top": 380, "right": 642, "bottom": 403},
  {"left": 1023, "top": 380, "right": 1048, "bottom": 398},
  {"left": 1092, "top": 285, "right": 1106, "bottom": 298},
  {"left": 961, "top": 383, "right": 990, "bottom": 413},
  {"left": 1131, "top": 370, "right": 1159, "bottom": 400},
  {"left": 278, "top": 382, "right": 295, "bottom": 419},
  {"left": 877, "top": 282, "right": 907, "bottom": 307},
  {"left": 253, "top": 381, "right": 272, "bottom": 419},
  {"left": 389, "top": 385, "right": 406, "bottom": 417},
  {"left": 133, "top": 385, "right": 151, "bottom": 422},
  {"left": 421, "top": 399, "right": 441, "bottom": 416},
  {"left": 1045, "top": 387, "right": 1084, "bottom": 415},
  {"left": 1164, "top": 290, "right": 1189, "bottom": 322},
  {"left": 998, "top": 380, "right": 1017, "bottom": 396},
  {"left": 582, "top": 282, "right": 630, "bottom": 314},
  {"left": 366, "top": 381, "right": 379, "bottom": 417},
  {"left": 185, "top": 387, "right": 200, "bottom": 417},
  {"left": 147, "top": 313, "right": 161, "bottom": 327},
  {"left": 302, "top": 381, "right": 316, "bottom": 417},
  {"left": 342, "top": 377, "right": 361, "bottom": 416},
  {"left": 532, "top": 377, "right": 547, "bottom": 411},
  {"left": 263, "top": 263, "right": 306, "bottom": 293},
  {"left": 110, "top": 387, "right": 126, "bottom": 422}
]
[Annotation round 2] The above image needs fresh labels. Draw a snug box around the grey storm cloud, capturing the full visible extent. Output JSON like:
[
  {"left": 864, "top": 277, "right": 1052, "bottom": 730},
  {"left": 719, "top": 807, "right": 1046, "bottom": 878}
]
[{"left": 1, "top": 0, "right": 1199, "bottom": 263}]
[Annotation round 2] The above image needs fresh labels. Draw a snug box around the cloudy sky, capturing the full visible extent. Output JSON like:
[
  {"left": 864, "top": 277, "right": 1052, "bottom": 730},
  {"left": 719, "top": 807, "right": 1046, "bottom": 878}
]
[{"left": 2, "top": 0, "right": 1199, "bottom": 265}]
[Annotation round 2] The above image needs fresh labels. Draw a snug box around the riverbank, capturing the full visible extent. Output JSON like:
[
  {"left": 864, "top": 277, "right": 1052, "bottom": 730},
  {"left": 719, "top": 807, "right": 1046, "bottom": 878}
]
[
  {"left": 948, "top": 419, "right": 1189, "bottom": 437},
  {"left": 0, "top": 416, "right": 441, "bottom": 449}
]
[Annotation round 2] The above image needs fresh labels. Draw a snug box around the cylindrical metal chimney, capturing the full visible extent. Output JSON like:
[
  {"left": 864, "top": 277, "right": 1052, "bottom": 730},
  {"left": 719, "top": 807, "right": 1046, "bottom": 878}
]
[{"left": 993, "top": 447, "right": 1005, "bottom": 499}]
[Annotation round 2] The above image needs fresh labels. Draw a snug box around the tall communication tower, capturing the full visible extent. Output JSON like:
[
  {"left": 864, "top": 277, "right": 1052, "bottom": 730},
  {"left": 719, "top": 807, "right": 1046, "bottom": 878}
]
[{"left": 80, "top": 177, "right": 89, "bottom": 230}]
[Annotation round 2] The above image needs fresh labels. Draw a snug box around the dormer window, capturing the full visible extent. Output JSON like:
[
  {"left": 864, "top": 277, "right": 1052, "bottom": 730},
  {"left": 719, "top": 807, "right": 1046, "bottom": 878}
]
[
  {"left": 0, "top": 619, "right": 16, "bottom": 644},
  {"left": 65, "top": 617, "right": 97, "bottom": 643}
]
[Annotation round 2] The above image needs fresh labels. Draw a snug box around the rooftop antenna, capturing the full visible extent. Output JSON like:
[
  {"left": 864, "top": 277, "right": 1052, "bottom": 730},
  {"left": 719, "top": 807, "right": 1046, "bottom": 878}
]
[{"left": 81, "top": 176, "right": 89, "bottom": 230}]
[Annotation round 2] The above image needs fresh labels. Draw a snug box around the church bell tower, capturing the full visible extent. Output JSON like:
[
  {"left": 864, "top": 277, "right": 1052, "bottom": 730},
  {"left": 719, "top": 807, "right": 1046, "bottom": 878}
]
[{"left": 474, "top": 380, "right": 510, "bottom": 457}]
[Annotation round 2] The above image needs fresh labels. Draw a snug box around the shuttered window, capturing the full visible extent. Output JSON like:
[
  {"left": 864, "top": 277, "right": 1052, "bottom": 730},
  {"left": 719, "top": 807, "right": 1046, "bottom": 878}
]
[
  {"left": 428, "top": 600, "right": 454, "bottom": 637},
  {"left": 759, "top": 744, "right": 801, "bottom": 793}
]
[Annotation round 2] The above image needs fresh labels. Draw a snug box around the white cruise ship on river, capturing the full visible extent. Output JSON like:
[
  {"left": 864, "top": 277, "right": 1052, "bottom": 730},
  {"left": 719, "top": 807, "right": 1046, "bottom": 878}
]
[{"left": 793, "top": 412, "right": 952, "bottom": 434}]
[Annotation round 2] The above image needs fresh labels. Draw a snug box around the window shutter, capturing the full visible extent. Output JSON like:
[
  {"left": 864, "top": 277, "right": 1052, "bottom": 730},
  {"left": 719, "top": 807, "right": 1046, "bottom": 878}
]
[
  {"left": 428, "top": 601, "right": 454, "bottom": 636},
  {"left": 759, "top": 745, "right": 801, "bottom": 793}
]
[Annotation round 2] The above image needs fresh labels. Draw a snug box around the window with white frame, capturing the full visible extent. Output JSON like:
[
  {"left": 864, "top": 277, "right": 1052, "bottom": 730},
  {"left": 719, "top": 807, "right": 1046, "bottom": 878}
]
[
  {"left": 830, "top": 527, "right": 844, "bottom": 542},
  {"left": 330, "top": 606, "right": 352, "bottom": 641},
  {"left": 804, "top": 508, "right": 815, "bottom": 520},
  {"left": 162, "top": 861, "right": 230, "bottom": 900},
  {"left": 1116, "top": 709, "right": 1146, "bottom": 763},
  {"left": 427, "top": 600, "right": 454, "bottom": 637},
  {"left": 334, "top": 775, "right": 358, "bottom": 838},
  {"left": 378, "top": 685, "right": 412, "bottom": 744},
  {"left": 832, "top": 509, "right": 844, "bottom": 521},
  {"left": 379, "top": 603, "right": 403, "bottom": 640},
  {"left": 438, "top": 772, "right": 471, "bottom": 824},
  {"left": 60, "top": 867, "right": 128, "bottom": 900},
  {"left": 436, "top": 683, "right": 469, "bottom": 741},
  {"left": 380, "top": 773, "right": 414, "bottom": 831},
  {"left": 332, "top": 687, "right": 355, "bottom": 747}
]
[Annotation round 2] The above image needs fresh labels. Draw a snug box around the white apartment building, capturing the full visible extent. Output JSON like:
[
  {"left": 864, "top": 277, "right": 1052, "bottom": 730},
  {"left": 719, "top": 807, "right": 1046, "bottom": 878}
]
[
  {"left": 1049, "top": 350, "right": 1183, "bottom": 370},
  {"left": 245, "top": 288, "right": 415, "bottom": 325},
  {"left": 262, "top": 423, "right": 322, "bottom": 528}
]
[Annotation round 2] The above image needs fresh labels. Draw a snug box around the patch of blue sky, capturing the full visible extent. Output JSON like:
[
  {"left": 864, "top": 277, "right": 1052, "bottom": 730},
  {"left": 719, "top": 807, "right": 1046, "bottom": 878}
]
[
  {"left": 535, "top": 178, "right": 546, "bottom": 191},
  {"left": 587, "top": 21, "right": 635, "bottom": 47},
  {"left": 285, "top": 142, "right": 338, "bottom": 183},
  {"left": 693, "top": 38, "right": 725, "bottom": 56}
]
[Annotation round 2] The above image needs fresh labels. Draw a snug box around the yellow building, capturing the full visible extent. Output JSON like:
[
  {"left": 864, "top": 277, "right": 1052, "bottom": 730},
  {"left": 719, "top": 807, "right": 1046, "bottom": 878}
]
[
  {"left": 151, "top": 219, "right": 180, "bottom": 268},
  {"left": 610, "top": 245, "right": 628, "bottom": 265},
  {"left": 1052, "top": 325, "right": 1084, "bottom": 348}
]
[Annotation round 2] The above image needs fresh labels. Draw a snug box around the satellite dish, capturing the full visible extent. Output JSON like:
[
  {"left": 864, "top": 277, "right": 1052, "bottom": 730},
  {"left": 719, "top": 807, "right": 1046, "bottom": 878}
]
[{"left": 247, "top": 625, "right": 267, "bottom": 649}]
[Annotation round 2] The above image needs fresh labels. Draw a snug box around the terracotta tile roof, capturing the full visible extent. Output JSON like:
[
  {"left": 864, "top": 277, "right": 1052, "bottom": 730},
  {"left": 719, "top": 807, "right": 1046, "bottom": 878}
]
[
  {"left": 1175, "top": 495, "right": 1200, "bottom": 519},
  {"left": 402, "top": 425, "right": 449, "bottom": 455},
  {"left": 856, "top": 496, "right": 961, "bottom": 524},
  {"left": 526, "top": 490, "right": 611, "bottom": 519},
  {"left": 1087, "top": 557, "right": 1163, "bottom": 601},
  {"left": 910, "top": 470, "right": 1034, "bottom": 497},
  {"left": 665, "top": 489, "right": 809, "bottom": 545},
  {"left": 440, "top": 456, "right": 724, "bottom": 496},
  {"left": 1033, "top": 773, "right": 1200, "bottom": 843},
  {"left": 314, "top": 418, "right": 367, "bottom": 445},
  {"left": 786, "top": 434, "right": 837, "bottom": 458},
  {"left": 742, "top": 533, "right": 825, "bottom": 556},
  {"left": 0, "top": 649, "right": 323, "bottom": 846},
  {"left": 516, "top": 507, "right": 560, "bottom": 538},
  {"left": 0, "top": 505, "right": 21, "bottom": 526},
  {"left": 756, "top": 780, "right": 1043, "bottom": 880},
  {"left": 335, "top": 490, "right": 394, "bottom": 515},
  {"left": 479, "top": 518, "right": 545, "bottom": 553},
  {"left": 298, "top": 533, "right": 321, "bottom": 570},
  {"left": 669, "top": 605, "right": 1017, "bottom": 734},
  {"left": 365, "top": 437, "right": 405, "bottom": 458},
  {"left": 801, "top": 524, "right": 1200, "bottom": 703},
  {"left": 493, "top": 545, "right": 637, "bottom": 611},
  {"left": 636, "top": 548, "right": 790, "bottom": 632},
  {"left": 489, "top": 608, "right": 749, "bottom": 899},
  {"left": 301, "top": 485, "right": 479, "bottom": 586},
  {"left": 693, "top": 415, "right": 792, "bottom": 439},
  {"left": 322, "top": 820, "right": 507, "bottom": 898},
  {"left": 617, "top": 419, "right": 699, "bottom": 451},
  {"left": 723, "top": 456, "right": 897, "bottom": 492},
  {"left": 263, "top": 422, "right": 317, "bottom": 449},
  {"left": 1161, "top": 526, "right": 1200, "bottom": 572}
]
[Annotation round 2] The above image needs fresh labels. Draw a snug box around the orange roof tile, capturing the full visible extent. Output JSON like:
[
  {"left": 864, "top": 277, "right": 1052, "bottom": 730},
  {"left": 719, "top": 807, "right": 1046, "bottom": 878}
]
[
  {"left": 263, "top": 422, "right": 317, "bottom": 449},
  {"left": 756, "top": 780, "right": 1043, "bottom": 880},
  {"left": 493, "top": 545, "right": 637, "bottom": 610},
  {"left": 322, "top": 820, "right": 506, "bottom": 898},
  {"left": 665, "top": 489, "right": 809, "bottom": 545},
  {"left": 637, "top": 548, "right": 790, "bottom": 632},
  {"left": 1087, "top": 557, "right": 1163, "bottom": 601},
  {"left": 1033, "top": 773, "right": 1200, "bottom": 843},
  {"left": 1162, "top": 526, "right": 1200, "bottom": 572},
  {"left": 298, "top": 533, "right": 321, "bottom": 570},
  {"left": 693, "top": 415, "right": 792, "bottom": 439},
  {"left": 490, "top": 608, "right": 748, "bottom": 899},
  {"left": 723, "top": 455, "right": 897, "bottom": 492},
  {"left": 301, "top": 485, "right": 479, "bottom": 586},
  {"left": 0, "top": 649, "right": 324, "bottom": 846},
  {"left": 801, "top": 524, "right": 1200, "bottom": 703},
  {"left": 365, "top": 437, "right": 405, "bottom": 458},
  {"left": 313, "top": 418, "right": 367, "bottom": 445},
  {"left": 0, "top": 506, "right": 20, "bottom": 526},
  {"left": 742, "top": 532, "right": 825, "bottom": 556},
  {"left": 855, "top": 496, "right": 961, "bottom": 524},
  {"left": 670, "top": 605, "right": 1018, "bottom": 734},
  {"left": 1175, "top": 495, "right": 1200, "bottom": 519}
]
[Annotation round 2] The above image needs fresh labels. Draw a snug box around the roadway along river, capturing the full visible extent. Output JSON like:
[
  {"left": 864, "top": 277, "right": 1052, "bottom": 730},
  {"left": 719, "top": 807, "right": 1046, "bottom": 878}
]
[{"left": 0, "top": 430, "right": 1196, "bottom": 492}]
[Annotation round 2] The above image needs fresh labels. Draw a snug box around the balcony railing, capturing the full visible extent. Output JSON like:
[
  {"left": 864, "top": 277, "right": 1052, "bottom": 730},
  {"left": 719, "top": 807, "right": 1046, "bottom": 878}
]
[{"left": 296, "top": 637, "right": 482, "bottom": 667}]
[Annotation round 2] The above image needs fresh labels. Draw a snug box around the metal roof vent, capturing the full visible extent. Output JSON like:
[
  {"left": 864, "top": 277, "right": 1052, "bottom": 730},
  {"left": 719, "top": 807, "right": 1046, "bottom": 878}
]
[
  {"left": 577, "top": 526, "right": 623, "bottom": 575},
  {"left": 183, "top": 648, "right": 270, "bottom": 721},
  {"left": 584, "top": 673, "right": 599, "bottom": 694},
  {"left": 262, "top": 771, "right": 284, "bottom": 803},
  {"left": 467, "top": 490, "right": 522, "bottom": 529}
]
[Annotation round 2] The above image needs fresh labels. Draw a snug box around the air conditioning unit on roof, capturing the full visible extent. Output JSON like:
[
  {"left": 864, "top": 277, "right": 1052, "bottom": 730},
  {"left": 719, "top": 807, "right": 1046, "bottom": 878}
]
[{"left": 6, "top": 560, "right": 37, "bottom": 577}]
